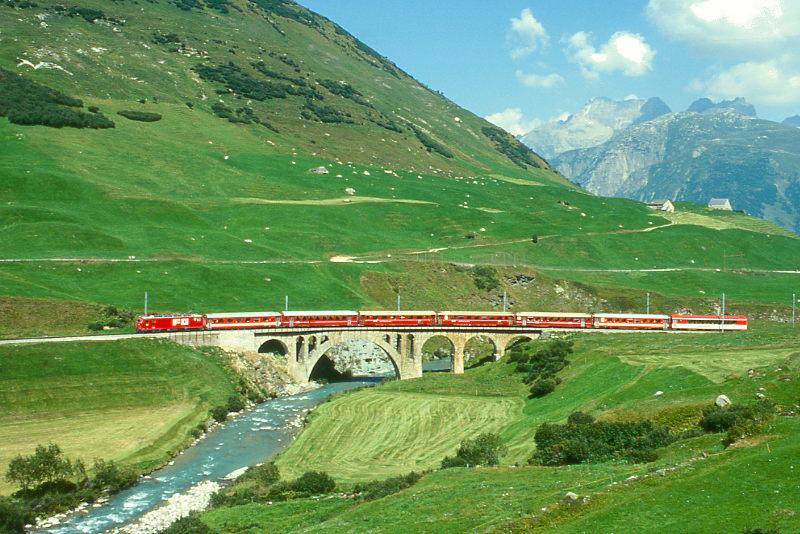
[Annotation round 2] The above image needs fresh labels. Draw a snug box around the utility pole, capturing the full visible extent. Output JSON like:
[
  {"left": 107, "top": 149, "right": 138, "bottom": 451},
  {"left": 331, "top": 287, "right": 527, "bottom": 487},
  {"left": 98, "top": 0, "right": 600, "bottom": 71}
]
[
  {"left": 144, "top": 290, "right": 149, "bottom": 316},
  {"left": 285, "top": 295, "right": 289, "bottom": 312},
  {"left": 396, "top": 291, "right": 401, "bottom": 311},
  {"left": 721, "top": 292, "right": 726, "bottom": 331},
  {"left": 503, "top": 291, "right": 508, "bottom": 312},
  {"left": 646, "top": 292, "right": 650, "bottom": 314}
]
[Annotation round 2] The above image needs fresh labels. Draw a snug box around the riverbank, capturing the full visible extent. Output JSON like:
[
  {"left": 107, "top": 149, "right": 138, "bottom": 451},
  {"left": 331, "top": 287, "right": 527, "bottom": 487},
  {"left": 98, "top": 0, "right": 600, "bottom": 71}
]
[{"left": 31, "top": 380, "right": 373, "bottom": 534}]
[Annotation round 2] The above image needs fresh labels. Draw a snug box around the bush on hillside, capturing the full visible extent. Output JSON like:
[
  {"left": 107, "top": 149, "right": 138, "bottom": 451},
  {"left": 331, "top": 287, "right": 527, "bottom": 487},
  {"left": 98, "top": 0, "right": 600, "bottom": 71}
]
[
  {"left": 318, "top": 78, "right": 372, "bottom": 107},
  {"left": 1, "top": 67, "right": 115, "bottom": 129},
  {"left": 302, "top": 98, "right": 354, "bottom": 124},
  {"left": 409, "top": 124, "right": 453, "bottom": 158},
  {"left": 194, "top": 62, "right": 319, "bottom": 101},
  {"left": 441, "top": 433, "right": 506, "bottom": 468},
  {"left": 159, "top": 514, "right": 211, "bottom": 533},
  {"left": 117, "top": 110, "right": 162, "bottom": 122},
  {"left": 508, "top": 339, "right": 573, "bottom": 398},
  {"left": 470, "top": 265, "right": 500, "bottom": 291},
  {"left": 482, "top": 125, "right": 543, "bottom": 168},
  {"left": 290, "top": 471, "right": 336, "bottom": 495},
  {"left": 530, "top": 415, "right": 674, "bottom": 466},
  {"left": 225, "top": 395, "right": 245, "bottom": 413},
  {"left": 529, "top": 378, "right": 556, "bottom": 398},
  {"left": 699, "top": 400, "right": 774, "bottom": 445},
  {"left": 353, "top": 472, "right": 423, "bottom": 501},
  {"left": 0, "top": 496, "right": 33, "bottom": 534},
  {"left": 91, "top": 459, "right": 138, "bottom": 493},
  {"left": 567, "top": 411, "right": 595, "bottom": 425},
  {"left": 210, "top": 405, "right": 229, "bottom": 422},
  {"left": 239, "top": 462, "right": 280, "bottom": 486}
]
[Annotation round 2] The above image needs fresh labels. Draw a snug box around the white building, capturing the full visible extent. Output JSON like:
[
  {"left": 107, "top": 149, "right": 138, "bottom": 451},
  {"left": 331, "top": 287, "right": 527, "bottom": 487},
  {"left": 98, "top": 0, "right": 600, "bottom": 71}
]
[
  {"left": 708, "top": 198, "right": 733, "bottom": 211},
  {"left": 646, "top": 199, "right": 675, "bottom": 213}
]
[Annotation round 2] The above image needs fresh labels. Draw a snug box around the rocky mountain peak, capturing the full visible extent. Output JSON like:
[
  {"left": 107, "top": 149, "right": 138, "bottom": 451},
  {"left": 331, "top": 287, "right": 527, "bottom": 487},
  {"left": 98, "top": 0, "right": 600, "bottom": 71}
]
[
  {"left": 687, "top": 97, "right": 757, "bottom": 117},
  {"left": 521, "top": 96, "right": 671, "bottom": 159},
  {"left": 783, "top": 115, "right": 800, "bottom": 128}
]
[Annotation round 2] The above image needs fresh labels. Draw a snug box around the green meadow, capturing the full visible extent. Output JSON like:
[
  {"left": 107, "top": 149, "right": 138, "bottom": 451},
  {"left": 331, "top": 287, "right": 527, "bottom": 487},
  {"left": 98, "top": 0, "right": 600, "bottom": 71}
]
[
  {"left": 0, "top": 339, "right": 237, "bottom": 494},
  {"left": 200, "top": 322, "right": 800, "bottom": 532}
]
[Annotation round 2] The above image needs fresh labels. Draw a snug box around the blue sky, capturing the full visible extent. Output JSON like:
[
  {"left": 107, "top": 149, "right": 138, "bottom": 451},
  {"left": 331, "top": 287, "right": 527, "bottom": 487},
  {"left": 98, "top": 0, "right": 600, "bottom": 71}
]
[{"left": 298, "top": 1, "right": 800, "bottom": 133}]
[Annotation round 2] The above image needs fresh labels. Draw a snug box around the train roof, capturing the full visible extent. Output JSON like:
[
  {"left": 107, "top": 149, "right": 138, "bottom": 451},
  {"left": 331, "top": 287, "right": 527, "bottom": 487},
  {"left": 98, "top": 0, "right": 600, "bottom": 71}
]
[
  {"left": 138, "top": 314, "right": 203, "bottom": 319},
  {"left": 206, "top": 312, "right": 281, "bottom": 318},
  {"left": 439, "top": 311, "right": 515, "bottom": 316},
  {"left": 594, "top": 313, "right": 670, "bottom": 319},
  {"left": 360, "top": 310, "right": 437, "bottom": 316},
  {"left": 671, "top": 314, "right": 747, "bottom": 319},
  {"left": 516, "top": 311, "right": 592, "bottom": 318},
  {"left": 281, "top": 310, "right": 358, "bottom": 316}
]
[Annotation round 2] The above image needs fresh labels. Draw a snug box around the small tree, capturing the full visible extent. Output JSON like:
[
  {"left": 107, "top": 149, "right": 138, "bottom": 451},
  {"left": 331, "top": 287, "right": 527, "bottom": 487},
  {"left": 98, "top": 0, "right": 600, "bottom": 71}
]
[
  {"left": 442, "top": 433, "right": 506, "bottom": 468},
  {"left": 5, "top": 444, "right": 75, "bottom": 490},
  {"left": 291, "top": 471, "right": 336, "bottom": 495}
]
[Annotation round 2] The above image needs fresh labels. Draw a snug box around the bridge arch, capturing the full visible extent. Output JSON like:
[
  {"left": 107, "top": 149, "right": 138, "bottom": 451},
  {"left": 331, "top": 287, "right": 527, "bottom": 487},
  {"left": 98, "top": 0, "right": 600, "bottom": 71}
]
[
  {"left": 307, "top": 337, "right": 401, "bottom": 381},
  {"left": 464, "top": 335, "right": 497, "bottom": 367},
  {"left": 258, "top": 338, "right": 289, "bottom": 356}
]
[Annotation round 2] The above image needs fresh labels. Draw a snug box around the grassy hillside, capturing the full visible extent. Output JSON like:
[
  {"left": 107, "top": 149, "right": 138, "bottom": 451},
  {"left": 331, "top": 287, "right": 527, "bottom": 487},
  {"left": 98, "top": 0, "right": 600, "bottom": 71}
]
[
  {"left": 1, "top": 0, "right": 799, "bottom": 332},
  {"left": 0, "top": 339, "right": 237, "bottom": 494},
  {"left": 200, "top": 323, "right": 800, "bottom": 532}
]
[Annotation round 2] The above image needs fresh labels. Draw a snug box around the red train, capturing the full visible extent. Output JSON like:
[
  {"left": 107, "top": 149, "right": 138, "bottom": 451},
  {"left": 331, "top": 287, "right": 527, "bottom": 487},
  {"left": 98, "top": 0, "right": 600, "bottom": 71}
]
[{"left": 136, "top": 310, "right": 747, "bottom": 332}]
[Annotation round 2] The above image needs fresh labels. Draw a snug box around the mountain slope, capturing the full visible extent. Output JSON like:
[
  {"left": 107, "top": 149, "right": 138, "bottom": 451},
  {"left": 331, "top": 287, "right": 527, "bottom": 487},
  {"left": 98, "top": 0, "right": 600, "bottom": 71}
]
[
  {"left": 555, "top": 109, "right": 800, "bottom": 234},
  {"left": 0, "top": 0, "right": 552, "bottom": 178},
  {"left": 521, "top": 97, "right": 670, "bottom": 160}
]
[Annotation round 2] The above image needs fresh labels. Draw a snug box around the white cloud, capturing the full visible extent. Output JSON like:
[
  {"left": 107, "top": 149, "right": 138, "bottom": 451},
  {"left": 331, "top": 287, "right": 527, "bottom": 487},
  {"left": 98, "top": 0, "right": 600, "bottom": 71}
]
[
  {"left": 509, "top": 8, "right": 549, "bottom": 59},
  {"left": 566, "top": 31, "right": 655, "bottom": 79},
  {"left": 515, "top": 69, "right": 565, "bottom": 88},
  {"left": 691, "top": 59, "right": 800, "bottom": 105},
  {"left": 647, "top": 0, "right": 800, "bottom": 49},
  {"left": 485, "top": 108, "right": 541, "bottom": 136}
]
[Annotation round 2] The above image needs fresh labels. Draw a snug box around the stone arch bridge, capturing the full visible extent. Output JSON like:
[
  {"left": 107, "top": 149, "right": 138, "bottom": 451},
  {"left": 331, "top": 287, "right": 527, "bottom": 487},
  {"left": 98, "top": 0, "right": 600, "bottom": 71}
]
[{"left": 165, "top": 327, "right": 540, "bottom": 383}]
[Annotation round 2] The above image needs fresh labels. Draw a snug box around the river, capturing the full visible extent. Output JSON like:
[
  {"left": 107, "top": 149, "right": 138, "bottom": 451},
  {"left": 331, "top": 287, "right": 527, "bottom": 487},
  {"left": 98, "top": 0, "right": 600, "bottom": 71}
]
[{"left": 38, "top": 379, "right": 378, "bottom": 534}]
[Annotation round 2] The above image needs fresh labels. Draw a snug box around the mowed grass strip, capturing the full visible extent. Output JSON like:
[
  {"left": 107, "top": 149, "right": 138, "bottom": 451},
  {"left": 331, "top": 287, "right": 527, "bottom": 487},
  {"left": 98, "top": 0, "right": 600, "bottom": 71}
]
[
  {"left": 0, "top": 339, "right": 236, "bottom": 494},
  {"left": 274, "top": 388, "right": 523, "bottom": 482}
]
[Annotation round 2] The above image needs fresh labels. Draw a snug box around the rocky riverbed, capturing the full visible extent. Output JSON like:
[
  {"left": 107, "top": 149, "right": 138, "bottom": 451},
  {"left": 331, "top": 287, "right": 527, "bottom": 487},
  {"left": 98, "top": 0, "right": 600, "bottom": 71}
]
[{"left": 110, "top": 481, "right": 221, "bottom": 534}]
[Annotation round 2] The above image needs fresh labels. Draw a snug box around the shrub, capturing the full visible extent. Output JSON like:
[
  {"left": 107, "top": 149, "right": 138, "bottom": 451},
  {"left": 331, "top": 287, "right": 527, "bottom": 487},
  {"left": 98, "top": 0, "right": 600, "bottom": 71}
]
[
  {"left": 91, "top": 459, "right": 138, "bottom": 493},
  {"left": 210, "top": 485, "right": 263, "bottom": 507},
  {"left": 440, "top": 455, "right": 469, "bottom": 469},
  {"left": 699, "top": 401, "right": 774, "bottom": 445},
  {"left": 159, "top": 514, "right": 211, "bottom": 533},
  {"left": 530, "top": 378, "right": 557, "bottom": 398},
  {"left": 567, "top": 412, "right": 595, "bottom": 425},
  {"left": 530, "top": 416, "right": 674, "bottom": 466},
  {"left": 353, "top": 472, "right": 422, "bottom": 501},
  {"left": 210, "top": 406, "right": 228, "bottom": 422},
  {"left": 87, "top": 322, "right": 105, "bottom": 331},
  {"left": 482, "top": 125, "right": 543, "bottom": 168},
  {"left": 117, "top": 110, "right": 162, "bottom": 122},
  {"left": 290, "top": 471, "right": 336, "bottom": 495},
  {"left": 225, "top": 395, "right": 245, "bottom": 413},
  {"left": 471, "top": 265, "right": 500, "bottom": 291},
  {"left": 240, "top": 462, "right": 280, "bottom": 487},
  {"left": 153, "top": 32, "right": 181, "bottom": 45},
  {"left": 409, "top": 124, "right": 453, "bottom": 158},
  {"left": 442, "top": 433, "right": 506, "bottom": 468},
  {"left": 318, "top": 79, "right": 371, "bottom": 107},
  {"left": 0, "top": 497, "right": 32, "bottom": 534},
  {"left": 302, "top": 99, "right": 354, "bottom": 124}
]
